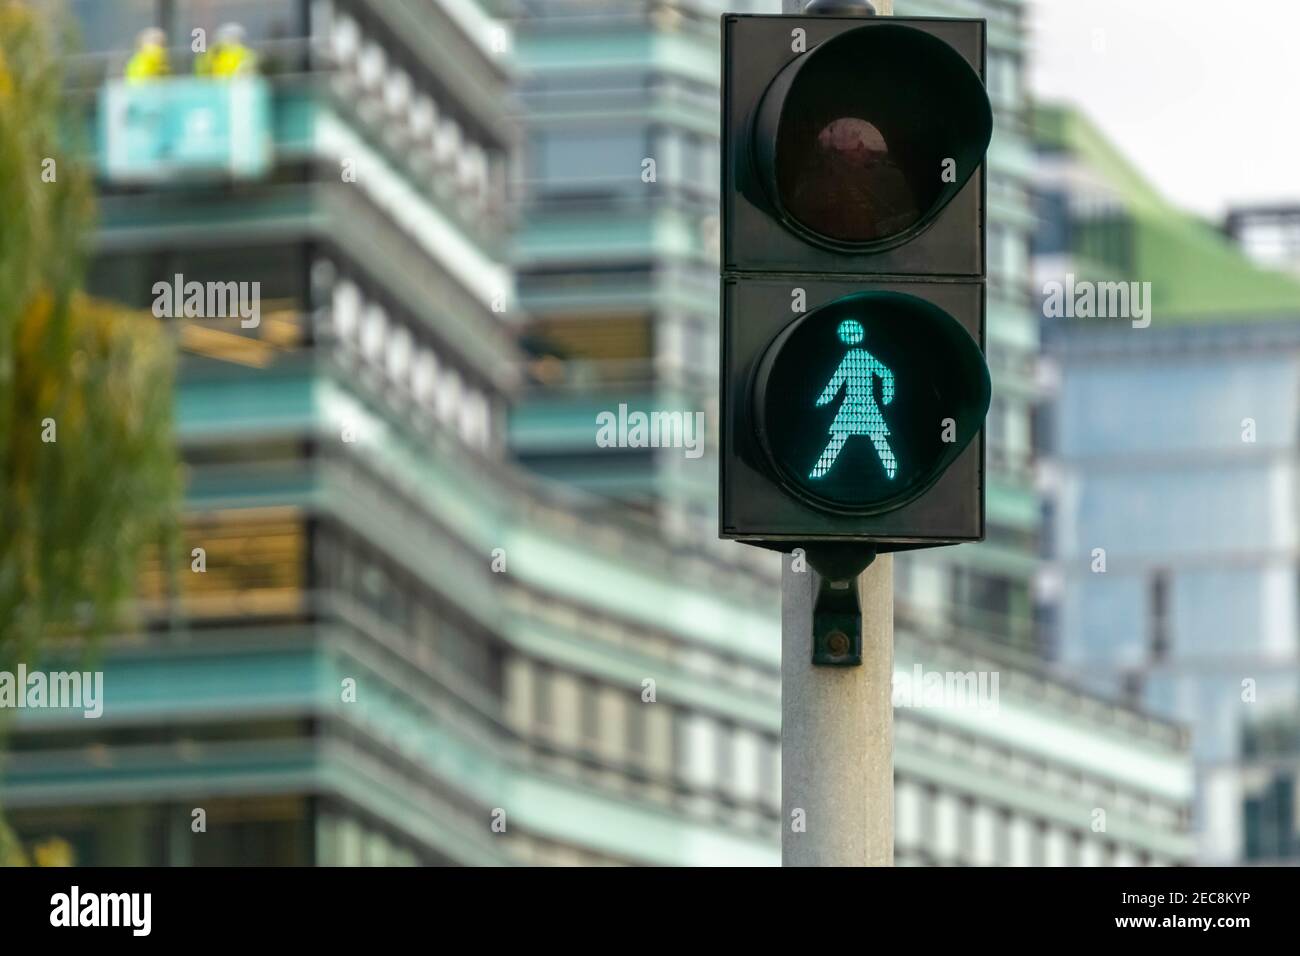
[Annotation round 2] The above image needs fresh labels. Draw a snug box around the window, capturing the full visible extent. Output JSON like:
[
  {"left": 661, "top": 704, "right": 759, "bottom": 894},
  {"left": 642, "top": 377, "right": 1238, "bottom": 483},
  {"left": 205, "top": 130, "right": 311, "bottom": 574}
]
[
  {"left": 1149, "top": 570, "right": 1171, "bottom": 660},
  {"left": 579, "top": 679, "right": 600, "bottom": 750},
  {"left": 987, "top": 396, "right": 1010, "bottom": 459},
  {"left": 1044, "top": 827, "right": 1069, "bottom": 867},
  {"left": 626, "top": 699, "right": 647, "bottom": 763},
  {"left": 360, "top": 304, "right": 387, "bottom": 363},
  {"left": 595, "top": 687, "right": 626, "bottom": 763},
  {"left": 191, "top": 798, "right": 311, "bottom": 866},
  {"left": 385, "top": 325, "right": 413, "bottom": 384},
  {"left": 896, "top": 780, "right": 921, "bottom": 851},
  {"left": 951, "top": 567, "right": 1018, "bottom": 630},
  {"left": 759, "top": 737, "right": 780, "bottom": 812},
  {"left": 531, "top": 130, "right": 646, "bottom": 194},
  {"left": 146, "top": 510, "right": 306, "bottom": 617},
  {"left": 70, "top": 0, "right": 158, "bottom": 56},
  {"left": 934, "top": 792, "right": 960, "bottom": 861},
  {"left": 89, "top": 245, "right": 308, "bottom": 315},
  {"left": 958, "top": 796, "right": 977, "bottom": 864},
  {"left": 675, "top": 132, "right": 720, "bottom": 194},
  {"left": 1079, "top": 838, "right": 1105, "bottom": 867},
  {"left": 1066, "top": 832, "right": 1083, "bottom": 867},
  {"left": 433, "top": 367, "right": 463, "bottom": 428},
  {"left": 172, "top": 0, "right": 299, "bottom": 49},
  {"left": 1244, "top": 771, "right": 1299, "bottom": 861},
  {"left": 988, "top": 223, "right": 1029, "bottom": 289},
  {"left": 548, "top": 672, "right": 581, "bottom": 748},
  {"left": 730, "top": 729, "right": 762, "bottom": 804},
  {"left": 987, "top": 49, "right": 1022, "bottom": 111},
  {"left": 972, "top": 804, "right": 997, "bottom": 865},
  {"left": 1009, "top": 816, "right": 1035, "bottom": 866},
  {"left": 714, "top": 723, "right": 735, "bottom": 794},
  {"left": 533, "top": 667, "right": 553, "bottom": 733},
  {"left": 333, "top": 281, "right": 362, "bottom": 342},
  {"left": 434, "top": 117, "right": 462, "bottom": 168},
  {"left": 676, "top": 713, "right": 718, "bottom": 792},
  {"left": 532, "top": 314, "right": 652, "bottom": 364}
]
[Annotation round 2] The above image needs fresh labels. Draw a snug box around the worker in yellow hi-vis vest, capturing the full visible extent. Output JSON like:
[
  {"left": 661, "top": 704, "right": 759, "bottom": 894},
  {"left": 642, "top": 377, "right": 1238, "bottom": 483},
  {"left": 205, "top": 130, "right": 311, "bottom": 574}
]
[
  {"left": 195, "top": 23, "right": 258, "bottom": 78},
  {"left": 124, "top": 27, "right": 170, "bottom": 83}
]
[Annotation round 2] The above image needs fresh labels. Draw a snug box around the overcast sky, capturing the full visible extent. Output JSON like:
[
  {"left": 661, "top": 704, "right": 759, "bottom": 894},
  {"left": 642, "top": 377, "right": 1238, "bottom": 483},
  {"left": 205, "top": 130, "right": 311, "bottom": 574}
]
[{"left": 1030, "top": 0, "right": 1300, "bottom": 219}]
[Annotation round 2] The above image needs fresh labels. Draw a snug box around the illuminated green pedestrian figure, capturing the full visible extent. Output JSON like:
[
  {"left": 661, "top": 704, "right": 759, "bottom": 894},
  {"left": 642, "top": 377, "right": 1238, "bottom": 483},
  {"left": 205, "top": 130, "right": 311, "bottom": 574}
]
[{"left": 810, "top": 319, "right": 897, "bottom": 480}]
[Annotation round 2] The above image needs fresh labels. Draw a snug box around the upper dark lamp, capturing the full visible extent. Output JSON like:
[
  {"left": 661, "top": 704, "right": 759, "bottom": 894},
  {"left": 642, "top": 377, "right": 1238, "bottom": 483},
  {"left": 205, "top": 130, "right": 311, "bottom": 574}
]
[{"left": 751, "top": 23, "right": 993, "bottom": 251}]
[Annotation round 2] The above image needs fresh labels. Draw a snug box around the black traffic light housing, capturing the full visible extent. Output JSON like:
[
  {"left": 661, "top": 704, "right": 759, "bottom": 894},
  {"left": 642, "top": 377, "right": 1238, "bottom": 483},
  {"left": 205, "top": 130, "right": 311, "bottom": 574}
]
[{"left": 720, "top": 13, "right": 993, "bottom": 553}]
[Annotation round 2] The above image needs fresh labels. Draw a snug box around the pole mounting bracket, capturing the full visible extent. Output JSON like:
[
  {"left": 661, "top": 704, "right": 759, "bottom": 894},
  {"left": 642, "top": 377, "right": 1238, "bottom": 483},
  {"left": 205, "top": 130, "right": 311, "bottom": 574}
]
[
  {"left": 804, "top": 0, "right": 879, "bottom": 15},
  {"left": 804, "top": 545, "right": 876, "bottom": 666}
]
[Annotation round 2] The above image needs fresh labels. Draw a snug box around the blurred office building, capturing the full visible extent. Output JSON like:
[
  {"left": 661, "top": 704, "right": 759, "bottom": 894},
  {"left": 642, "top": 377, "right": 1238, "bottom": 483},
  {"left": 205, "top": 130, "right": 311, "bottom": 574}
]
[
  {"left": 6, "top": 0, "right": 787, "bottom": 867},
  {"left": 1034, "top": 104, "right": 1300, "bottom": 863},
  {"left": 2, "top": 0, "right": 1192, "bottom": 867}
]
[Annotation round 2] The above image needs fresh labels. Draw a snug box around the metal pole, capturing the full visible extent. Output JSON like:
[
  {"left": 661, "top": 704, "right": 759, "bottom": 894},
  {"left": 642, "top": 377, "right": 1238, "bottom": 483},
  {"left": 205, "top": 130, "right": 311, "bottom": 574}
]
[
  {"left": 781, "top": 556, "right": 894, "bottom": 866},
  {"left": 779, "top": 0, "right": 894, "bottom": 869}
]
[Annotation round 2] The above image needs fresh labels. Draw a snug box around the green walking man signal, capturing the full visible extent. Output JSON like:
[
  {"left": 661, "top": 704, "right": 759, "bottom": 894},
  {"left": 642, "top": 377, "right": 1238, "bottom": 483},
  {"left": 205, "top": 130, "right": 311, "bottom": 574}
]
[{"left": 810, "top": 318, "right": 897, "bottom": 482}]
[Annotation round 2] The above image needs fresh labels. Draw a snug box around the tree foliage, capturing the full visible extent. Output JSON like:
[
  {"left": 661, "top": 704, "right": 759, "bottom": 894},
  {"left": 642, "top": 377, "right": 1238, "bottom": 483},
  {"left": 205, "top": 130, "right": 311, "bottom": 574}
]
[
  {"left": 1, "top": 0, "right": 179, "bottom": 654},
  {"left": 0, "top": 1, "right": 181, "bottom": 861}
]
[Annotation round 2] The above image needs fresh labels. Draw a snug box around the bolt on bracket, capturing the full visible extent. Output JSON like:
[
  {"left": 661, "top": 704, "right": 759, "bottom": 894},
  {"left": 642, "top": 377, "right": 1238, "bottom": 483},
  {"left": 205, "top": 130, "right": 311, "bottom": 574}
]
[{"left": 806, "top": 546, "right": 876, "bottom": 666}]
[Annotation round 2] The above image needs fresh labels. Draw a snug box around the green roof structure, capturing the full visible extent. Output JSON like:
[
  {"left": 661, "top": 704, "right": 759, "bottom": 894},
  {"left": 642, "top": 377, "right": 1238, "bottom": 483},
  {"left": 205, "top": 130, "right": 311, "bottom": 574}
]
[{"left": 1035, "top": 104, "right": 1300, "bottom": 323}]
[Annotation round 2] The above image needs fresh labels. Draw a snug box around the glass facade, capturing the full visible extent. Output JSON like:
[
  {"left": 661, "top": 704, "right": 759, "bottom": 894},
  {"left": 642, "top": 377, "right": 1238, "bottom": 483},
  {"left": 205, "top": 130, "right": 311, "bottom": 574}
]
[
  {"left": 1050, "top": 332, "right": 1300, "bottom": 862},
  {"left": 1038, "top": 106, "right": 1300, "bottom": 864}
]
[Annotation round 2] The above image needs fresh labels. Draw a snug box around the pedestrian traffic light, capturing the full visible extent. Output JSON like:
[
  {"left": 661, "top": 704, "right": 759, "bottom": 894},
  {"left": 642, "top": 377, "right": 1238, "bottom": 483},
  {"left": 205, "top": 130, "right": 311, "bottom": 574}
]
[{"left": 720, "top": 12, "right": 994, "bottom": 551}]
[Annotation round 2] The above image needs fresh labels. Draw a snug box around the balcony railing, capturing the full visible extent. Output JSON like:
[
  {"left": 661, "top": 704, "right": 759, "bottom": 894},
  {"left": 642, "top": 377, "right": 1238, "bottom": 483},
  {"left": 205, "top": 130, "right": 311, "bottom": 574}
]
[{"left": 99, "top": 76, "right": 273, "bottom": 182}]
